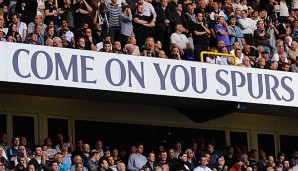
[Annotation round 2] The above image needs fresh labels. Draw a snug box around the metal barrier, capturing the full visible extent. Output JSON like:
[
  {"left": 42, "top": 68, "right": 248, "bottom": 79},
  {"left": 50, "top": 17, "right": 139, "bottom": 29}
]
[{"left": 200, "top": 51, "right": 237, "bottom": 66}]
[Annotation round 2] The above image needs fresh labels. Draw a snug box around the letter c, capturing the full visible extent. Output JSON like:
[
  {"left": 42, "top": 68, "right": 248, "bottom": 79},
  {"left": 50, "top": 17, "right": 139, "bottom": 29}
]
[{"left": 13, "top": 49, "right": 31, "bottom": 78}]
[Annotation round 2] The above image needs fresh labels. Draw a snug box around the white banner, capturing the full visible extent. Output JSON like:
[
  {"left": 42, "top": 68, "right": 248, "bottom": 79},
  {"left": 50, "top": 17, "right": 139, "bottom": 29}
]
[{"left": 0, "top": 42, "right": 297, "bottom": 107}]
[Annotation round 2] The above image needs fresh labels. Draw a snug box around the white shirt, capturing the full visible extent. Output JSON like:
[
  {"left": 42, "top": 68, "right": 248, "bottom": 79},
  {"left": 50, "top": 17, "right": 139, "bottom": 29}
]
[
  {"left": 279, "top": 1, "right": 289, "bottom": 17},
  {"left": 241, "top": 4, "right": 248, "bottom": 11},
  {"left": 271, "top": 52, "right": 288, "bottom": 63},
  {"left": 142, "top": 1, "right": 156, "bottom": 17},
  {"left": 17, "top": 22, "right": 27, "bottom": 39},
  {"left": 170, "top": 33, "right": 189, "bottom": 49},
  {"left": 294, "top": 0, "right": 298, "bottom": 9},
  {"left": 65, "top": 30, "right": 74, "bottom": 42},
  {"left": 293, "top": 165, "right": 298, "bottom": 171},
  {"left": 209, "top": 10, "right": 225, "bottom": 21},
  {"left": 230, "top": 50, "right": 244, "bottom": 65},
  {"left": 206, "top": 56, "right": 222, "bottom": 64},
  {"left": 220, "top": 56, "right": 229, "bottom": 65},
  {"left": 230, "top": 50, "right": 244, "bottom": 59},
  {"left": 37, "top": 0, "right": 44, "bottom": 15},
  {"left": 232, "top": 2, "right": 242, "bottom": 10},
  {"left": 238, "top": 18, "right": 255, "bottom": 34},
  {"left": 188, "top": 37, "right": 194, "bottom": 49},
  {"left": 194, "top": 166, "right": 212, "bottom": 171}
]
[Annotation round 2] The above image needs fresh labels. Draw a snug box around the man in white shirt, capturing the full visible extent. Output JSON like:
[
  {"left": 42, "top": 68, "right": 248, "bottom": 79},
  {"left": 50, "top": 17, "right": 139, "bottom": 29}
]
[
  {"left": 170, "top": 24, "right": 193, "bottom": 59},
  {"left": 238, "top": 10, "right": 255, "bottom": 45},
  {"left": 138, "top": 0, "right": 156, "bottom": 19},
  {"left": 209, "top": 1, "right": 225, "bottom": 21},
  {"left": 194, "top": 156, "right": 211, "bottom": 171},
  {"left": 230, "top": 41, "right": 244, "bottom": 59},
  {"left": 279, "top": 0, "right": 289, "bottom": 23},
  {"left": 271, "top": 43, "right": 289, "bottom": 63},
  {"left": 11, "top": 14, "right": 27, "bottom": 42}
]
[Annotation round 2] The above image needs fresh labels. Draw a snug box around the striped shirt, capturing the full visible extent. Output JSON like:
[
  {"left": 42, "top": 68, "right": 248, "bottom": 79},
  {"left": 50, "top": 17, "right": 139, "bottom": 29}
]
[{"left": 106, "top": 3, "right": 122, "bottom": 27}]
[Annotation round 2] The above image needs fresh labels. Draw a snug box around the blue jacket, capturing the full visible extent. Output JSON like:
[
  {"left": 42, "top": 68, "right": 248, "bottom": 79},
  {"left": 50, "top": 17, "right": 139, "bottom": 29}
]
[{"left": 229, "top": 25, "right": 244, "bottom": 46}]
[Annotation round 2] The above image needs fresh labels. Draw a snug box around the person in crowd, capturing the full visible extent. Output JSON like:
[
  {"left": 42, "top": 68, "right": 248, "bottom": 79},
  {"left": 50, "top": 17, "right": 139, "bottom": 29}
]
[
  {"left": 107, "top": 156, "right": 117, "bottom": 171},
  {"left": 0, "top": 134, "right": 8, "bottom": 157},
  {"left": 172, "top": 3, "right": 189, "bottom": 35},
  {"left": 111, "top": 148, "right": 121, "bottom": 164},
  {"left": 142, "top": 152, "right": 159, "bottom": 171},
  {"left": 127, "top": 143, "right": 147, "bottom": 171},
  {"left": 80, "top": 143, "right": 90, "bottom": 164},
  {"left": 70, "top": 155, "right": 88, "bottom": 171},
  {"left": 45, "top": 38, "right": 54, "bottom": 46},
  {"left": 27, "top": 15, "right": 47, "bottom": 35},
  {"left": 224, "top": 146, "right": 237, "bottom": 169},
  {"left": 123, "top": 36, "right": 140, "bottom": 55},
  {"left": 193, "top": 12, "right": 210, "bottom": 61},
  {"left": 98, "top": 158, "right": 111, "bottom": 171},
  {"left": 175, "top": 152, "right": 190, "bottom": 171},
  {"left": 254, "top": 20, "right": 271, "bottom": 55},
  {"left": 82, "top": 27, "right": 96, "bottom": 51},
  {"left": 265, "top": 0, "right": 277, "bottom": 24},
  {"left": 100, "top": 41, "right": 113, "bottom": 52},
  {"left": 119, "top": 5, "right": 133, "bottom": 48},
  {"left": 272, "top": 42, "right": 289, "bottom": 63},
  {"left": 170, "top": 24, "right": 193, "bottom": 59},
  {"left": 11, "top": 13, "right": 27, "bottom": 42},
  {"left": 45, "top": 0, "right": 63, "bottom": 34},
  {"left": 215, "top": 156, "right": 227, "bottom": 171},
  {"left": 290, "top": 56, "right": 298, "bottom": 72},
  {"left": 28, "top": 145, "right": 49, "bottom": 171},
  {"left": 206, "top": 47, "right": 221, "bottom": 64},
  {"left": 6, "top": 23, "right": 22, "bottom": 43},
  {"left": 154, "top": 0, "right": 172, "bottom": 55},
  {"left": 76, "top": 37, "right": 87, "bottom": 50},
  {"left": 277, "top": 19, "right": 292, "bottom": 41},
  {"left": 96, "top": 34, "right": 112, "bottom": 51},
  {"left": 106, "top": 0, "right": 122, "bottom": 43},
  {"left": 26, "top": 32, "right": 38, "bottom": 45},
  {"left": 58, "top": 20, "right": 75, "bottom": 47},
  {"left": 210, "top": 1, "right": 225, "bottom": 22},
  {"left": 117, "top": 162, "right": 126, "bottom": 171},
  {"left": 238, "top": 10, "right": 255, "bottom": 45},
  {"left": 124, "top": 43, "right": 135, "bottom": 55},
  {"left": 112, "top": 41, "right": 123, "bottom": 54},
  {"left": 59, "top": 30, "right": 73, "bottom": 48},
  {"left": 133, "top": 4, "right": 155, "bottom": 48},
  {"left": 15, "top": 155, "right": 28, "bottom": 171},
  {"left": 85, "top": 150, "right": 100, "bottom": 171},
  {"left": 207, "top": 142, "right": 222, "bottom": 167},
  {"left": 53, "top": 37, "right": 63, "bottom": 47},
  {"left": 44, "top": 26, "right": 55, "bottom": 43},
  {"left": 33, "top": 24, "right": 44, "bottom": 45},
  {"left": 185, "top": 149, "right": 197, "bottom": 171},
  {"left": 264, "top": 19, "right": 279, "bottom": 51},
  {"left": 72, "top": 140, "right": 84, "bottom": 157},
  {"left": 215, "top": 16, "right": 230, "bottom": 51},
  {"left": 229, "top": 15, "right": 243, "bottom": 46},
  {"left": 193, "top": 156, "right": 211, "bottom": 171},
  {"left": 60, "top": 0, "right": 75, "bottom": 30},
  {"left": 73, "top": 0, "right": 92, "bottom": 30},
  {"left": 0, "top": 147, "right": 10, "bottom": 171},
  {"left": 7, "top": 136, "right": 20, "bottom": 166},
  {"left": 59, "top": 143, "right": 72, "bottom": 169}
]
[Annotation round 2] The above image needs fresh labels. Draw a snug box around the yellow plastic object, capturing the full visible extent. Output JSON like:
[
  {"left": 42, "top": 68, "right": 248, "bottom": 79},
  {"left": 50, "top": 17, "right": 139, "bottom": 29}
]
[{"left": 200, "top": 51, "right": 237, "bottom": 66}]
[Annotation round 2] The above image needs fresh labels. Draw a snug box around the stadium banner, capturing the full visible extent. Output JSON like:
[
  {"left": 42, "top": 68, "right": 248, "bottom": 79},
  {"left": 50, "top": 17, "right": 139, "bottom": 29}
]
[{"left": 0, "top": 42, "right": 297, "bottom": 107}]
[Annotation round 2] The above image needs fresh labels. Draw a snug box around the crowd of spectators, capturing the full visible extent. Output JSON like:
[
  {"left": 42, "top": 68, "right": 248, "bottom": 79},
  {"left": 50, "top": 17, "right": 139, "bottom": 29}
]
[
  {"left": 0, "top": 133, "right": 298, "bottom": 171},
  {"left": 0, "top": 0, "right": 298, "bottom": 72}
]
